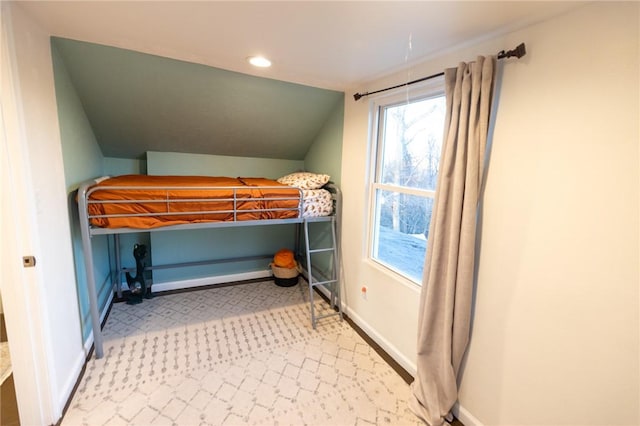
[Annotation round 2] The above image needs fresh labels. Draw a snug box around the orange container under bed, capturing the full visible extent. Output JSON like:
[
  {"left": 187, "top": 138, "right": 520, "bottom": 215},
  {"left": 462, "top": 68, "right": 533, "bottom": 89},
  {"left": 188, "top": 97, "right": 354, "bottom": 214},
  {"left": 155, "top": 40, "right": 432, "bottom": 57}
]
[{"left": 77, "top": 174, "right": 342, "bottom": 358}]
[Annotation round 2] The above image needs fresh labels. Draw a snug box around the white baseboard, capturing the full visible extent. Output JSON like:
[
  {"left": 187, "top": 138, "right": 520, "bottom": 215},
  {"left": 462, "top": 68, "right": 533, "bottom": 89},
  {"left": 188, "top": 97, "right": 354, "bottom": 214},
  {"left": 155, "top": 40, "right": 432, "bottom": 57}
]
[
  {"left": 58, "top": 347, "right": 86, "bottom": 420},
  {"left": 318, "top": 287, "right": 481, "bottom": 426},
  {"left": 150, "top": 270, "right": 272, "bottom": 293},
  {"left": 452, "top": 402, "right": 484, "bottom": 426},
  {"left": 343, "top": 304, "right": 417, "bottom": 377},
  {"left": 310, "top": 283, "right": 417, "bottom": 377}
]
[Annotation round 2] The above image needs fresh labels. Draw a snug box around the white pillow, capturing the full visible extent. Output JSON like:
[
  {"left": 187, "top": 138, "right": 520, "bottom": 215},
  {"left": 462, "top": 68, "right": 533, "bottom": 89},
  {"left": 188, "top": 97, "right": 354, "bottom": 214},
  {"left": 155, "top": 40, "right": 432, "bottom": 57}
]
[{"left": 277, "top": 172, "right": 330, "bottom": 190}]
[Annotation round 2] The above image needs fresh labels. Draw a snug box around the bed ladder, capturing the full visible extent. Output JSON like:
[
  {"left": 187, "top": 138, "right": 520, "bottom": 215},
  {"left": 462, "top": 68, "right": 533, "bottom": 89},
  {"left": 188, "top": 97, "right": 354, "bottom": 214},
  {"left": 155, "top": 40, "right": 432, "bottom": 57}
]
[{"left": 302, "top": 217, "right": 342, "bottom": 329}]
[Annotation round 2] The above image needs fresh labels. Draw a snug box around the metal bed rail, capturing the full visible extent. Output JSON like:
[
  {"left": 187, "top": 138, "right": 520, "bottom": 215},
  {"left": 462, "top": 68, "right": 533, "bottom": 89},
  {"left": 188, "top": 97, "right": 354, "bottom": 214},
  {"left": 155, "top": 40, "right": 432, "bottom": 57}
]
[{"left": 85, "top": 184, "right": 304, "bottom": 225}]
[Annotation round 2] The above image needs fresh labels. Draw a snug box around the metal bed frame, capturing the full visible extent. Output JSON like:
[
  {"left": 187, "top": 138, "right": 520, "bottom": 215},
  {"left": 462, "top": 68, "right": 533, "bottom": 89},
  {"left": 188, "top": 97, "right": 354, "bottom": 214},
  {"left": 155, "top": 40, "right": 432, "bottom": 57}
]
[{"left": 77, "top": 177, "right": 342, "bottom": 358}]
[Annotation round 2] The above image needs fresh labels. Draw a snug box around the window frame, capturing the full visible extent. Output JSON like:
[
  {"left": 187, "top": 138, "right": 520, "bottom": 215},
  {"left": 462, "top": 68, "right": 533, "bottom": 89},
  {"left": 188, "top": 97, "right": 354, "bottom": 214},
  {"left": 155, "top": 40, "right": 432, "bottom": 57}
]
[{"left": 366, "top": 77, "right": 446, "bottom": 285}]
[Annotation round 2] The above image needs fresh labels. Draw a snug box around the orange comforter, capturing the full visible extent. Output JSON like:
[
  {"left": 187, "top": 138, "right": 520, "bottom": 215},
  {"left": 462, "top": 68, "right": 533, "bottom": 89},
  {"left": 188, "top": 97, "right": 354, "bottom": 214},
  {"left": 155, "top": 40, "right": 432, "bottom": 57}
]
[{"left": 86, "top": 175, "right": 301, "bottom": 229}]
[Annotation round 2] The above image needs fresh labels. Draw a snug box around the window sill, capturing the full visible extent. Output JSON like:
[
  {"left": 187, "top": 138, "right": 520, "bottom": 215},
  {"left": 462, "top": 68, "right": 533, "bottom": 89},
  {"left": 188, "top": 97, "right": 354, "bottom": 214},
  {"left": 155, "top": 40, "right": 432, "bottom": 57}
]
[{"left": 363, "top": 258, "right": 422, "bottom": 294}]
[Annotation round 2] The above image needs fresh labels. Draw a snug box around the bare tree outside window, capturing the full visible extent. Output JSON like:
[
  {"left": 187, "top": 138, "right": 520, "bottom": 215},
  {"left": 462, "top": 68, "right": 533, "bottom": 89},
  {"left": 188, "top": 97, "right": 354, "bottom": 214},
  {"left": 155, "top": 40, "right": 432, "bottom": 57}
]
[{"left": 371, "top": 94, "right": 445, "bottom": 282}]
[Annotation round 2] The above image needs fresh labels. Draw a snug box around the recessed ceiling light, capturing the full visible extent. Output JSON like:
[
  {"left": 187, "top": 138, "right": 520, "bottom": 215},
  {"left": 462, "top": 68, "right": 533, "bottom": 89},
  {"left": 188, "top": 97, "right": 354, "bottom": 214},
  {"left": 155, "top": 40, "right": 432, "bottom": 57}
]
[{"left": 247, "top": 56, "right": 272, "bottom": 68}]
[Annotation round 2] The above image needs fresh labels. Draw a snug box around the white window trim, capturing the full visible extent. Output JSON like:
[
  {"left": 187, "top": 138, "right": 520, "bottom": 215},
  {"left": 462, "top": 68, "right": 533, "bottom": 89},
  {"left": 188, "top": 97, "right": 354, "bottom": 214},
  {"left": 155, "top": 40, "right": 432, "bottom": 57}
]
[
  {"left": 373, "top": 183, "right": 436, "bottom": 199},
  {"left": 365, "top": 76, "right": 445, "bottom": 285}
]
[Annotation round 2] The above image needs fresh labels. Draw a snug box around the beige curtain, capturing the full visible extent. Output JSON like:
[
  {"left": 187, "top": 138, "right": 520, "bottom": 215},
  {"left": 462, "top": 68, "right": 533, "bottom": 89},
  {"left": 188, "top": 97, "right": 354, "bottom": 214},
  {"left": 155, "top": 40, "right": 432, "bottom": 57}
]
[{"left": 409, "top": 56, "right": 497, "bottom": 425}]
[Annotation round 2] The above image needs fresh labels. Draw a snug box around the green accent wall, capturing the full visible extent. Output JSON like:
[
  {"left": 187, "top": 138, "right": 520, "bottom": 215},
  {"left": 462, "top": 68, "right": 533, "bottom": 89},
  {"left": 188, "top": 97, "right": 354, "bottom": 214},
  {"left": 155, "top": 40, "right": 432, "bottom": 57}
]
[
  {"left": 301, "top": 96, "right": 344, "bottom": 278},
  {"left": 51, "top": 42, "right": 111, "bottom": 343},
  {"left": 104, "top": 157, "right": 147, "bottom": 175},
  {"left": 146, "top": 151, "right": 303, "bottom": 178},
  {"left": 304, "top": 96, "right": 345, "bottom": 186}
]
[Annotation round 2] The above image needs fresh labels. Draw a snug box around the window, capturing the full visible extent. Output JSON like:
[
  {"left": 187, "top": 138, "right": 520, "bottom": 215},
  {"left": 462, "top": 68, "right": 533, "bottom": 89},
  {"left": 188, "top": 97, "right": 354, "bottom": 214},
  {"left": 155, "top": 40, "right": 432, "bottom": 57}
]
[{"left": 369, "top": 82, "right": 446, "bottom": 283}]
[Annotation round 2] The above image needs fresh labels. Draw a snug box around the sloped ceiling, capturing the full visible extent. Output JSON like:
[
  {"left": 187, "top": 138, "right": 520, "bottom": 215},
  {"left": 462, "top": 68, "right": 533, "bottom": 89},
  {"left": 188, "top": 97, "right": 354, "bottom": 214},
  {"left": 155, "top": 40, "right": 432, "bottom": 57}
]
[
  {"left": 31, "top": 2, "right": 586, "bottom": 161},
  {"left": 52, "top": 38, "right": 343, "bottom": 160}
]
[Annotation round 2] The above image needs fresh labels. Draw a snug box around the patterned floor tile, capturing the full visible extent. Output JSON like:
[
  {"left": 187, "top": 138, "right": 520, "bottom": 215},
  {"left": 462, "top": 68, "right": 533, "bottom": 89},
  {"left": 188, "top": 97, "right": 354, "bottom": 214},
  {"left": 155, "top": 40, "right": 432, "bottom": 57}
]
[{"left": 62, "top": 280, "right": 420, "bottom": 426}]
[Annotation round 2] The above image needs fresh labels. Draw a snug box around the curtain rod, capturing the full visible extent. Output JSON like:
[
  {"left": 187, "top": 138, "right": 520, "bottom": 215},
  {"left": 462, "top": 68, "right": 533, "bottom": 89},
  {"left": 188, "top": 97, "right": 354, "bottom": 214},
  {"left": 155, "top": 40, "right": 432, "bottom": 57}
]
[{"left": 353, "top": 42, "right": 526, "bottom": 101}]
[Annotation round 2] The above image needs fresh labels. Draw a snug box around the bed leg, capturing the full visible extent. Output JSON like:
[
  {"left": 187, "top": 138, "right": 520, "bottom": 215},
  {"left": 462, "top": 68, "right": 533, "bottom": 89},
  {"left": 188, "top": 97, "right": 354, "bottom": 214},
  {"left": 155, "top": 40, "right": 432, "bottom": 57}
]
[
  {"left": 114, "top": 234, "right": 122, "bottom": 299},
  {"left": 294, "top": 222, "right": 300, "bottom": 260},
  {"left": 80, "top": 232, "right": 104, "bottom": 358},
  {"left": 78, "top": 185, "right": 104, "bottom": 359}
]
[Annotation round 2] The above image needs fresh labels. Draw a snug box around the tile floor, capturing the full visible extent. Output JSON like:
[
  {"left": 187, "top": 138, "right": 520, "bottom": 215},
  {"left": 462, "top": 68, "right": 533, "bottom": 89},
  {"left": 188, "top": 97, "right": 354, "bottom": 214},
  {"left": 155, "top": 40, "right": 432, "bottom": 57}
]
[{"left": 62, "top": 280, "right": 423, "bottom": 425}]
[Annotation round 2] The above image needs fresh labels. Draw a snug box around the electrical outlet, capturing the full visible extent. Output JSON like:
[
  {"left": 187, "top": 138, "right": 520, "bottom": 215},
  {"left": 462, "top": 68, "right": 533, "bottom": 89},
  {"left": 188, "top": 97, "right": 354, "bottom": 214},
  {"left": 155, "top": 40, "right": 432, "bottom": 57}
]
[{"left": 361, "top": 285, "right": 368, "bottom": 300}]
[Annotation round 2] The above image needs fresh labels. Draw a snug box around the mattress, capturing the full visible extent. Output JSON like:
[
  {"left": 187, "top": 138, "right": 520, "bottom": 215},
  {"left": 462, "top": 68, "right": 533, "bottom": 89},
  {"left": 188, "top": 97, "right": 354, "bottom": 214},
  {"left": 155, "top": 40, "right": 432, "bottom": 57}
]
[{"left": 85, "top": 175, "right": 302, "bottom": 229}]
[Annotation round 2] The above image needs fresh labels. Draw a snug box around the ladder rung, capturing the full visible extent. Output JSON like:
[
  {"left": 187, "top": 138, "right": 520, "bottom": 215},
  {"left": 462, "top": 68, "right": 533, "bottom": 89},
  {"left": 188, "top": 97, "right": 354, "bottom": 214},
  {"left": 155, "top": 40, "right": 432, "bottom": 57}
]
[
  {"left": 314, "top": 311, "right": 341, "bottom": 321},
  {"left": 309, "top": 248, "right": 335, "bottom": 254}
]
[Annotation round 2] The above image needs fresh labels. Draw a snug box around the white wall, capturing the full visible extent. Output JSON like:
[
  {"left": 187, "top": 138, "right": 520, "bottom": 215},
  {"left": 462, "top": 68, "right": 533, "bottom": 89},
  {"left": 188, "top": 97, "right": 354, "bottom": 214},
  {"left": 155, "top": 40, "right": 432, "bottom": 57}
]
[
  {"left": 4, "top": 2, "right": 85, "bottom": 422},
  {"left": 342, "top": 2, "right": 639, "bottom": 425}
]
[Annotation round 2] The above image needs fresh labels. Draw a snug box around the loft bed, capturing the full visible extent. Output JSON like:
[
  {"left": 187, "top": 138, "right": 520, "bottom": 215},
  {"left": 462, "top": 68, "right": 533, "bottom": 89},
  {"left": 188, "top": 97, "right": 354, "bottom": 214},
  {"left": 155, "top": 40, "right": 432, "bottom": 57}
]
[{"left": 77, "top": 173, "right": 342, "bottom": 358}]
